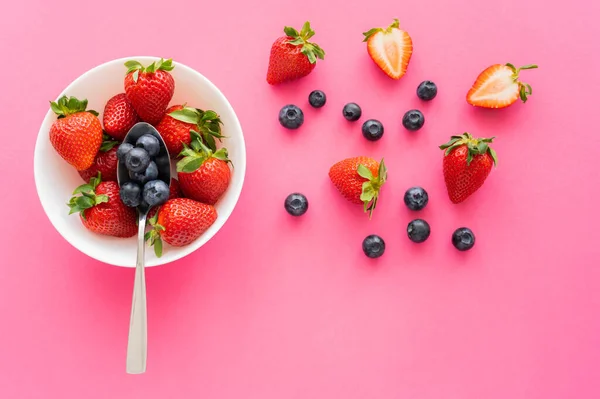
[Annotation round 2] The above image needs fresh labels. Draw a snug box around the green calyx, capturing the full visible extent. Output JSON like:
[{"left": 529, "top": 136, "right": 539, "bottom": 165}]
[
  {"left": 124, "top": 58, "right": 175, "bottom": 83},
  {"left": 283, "top": 21, "right": 325, "bottom": 64},
  {"left": 439, "top": 133, "right": 498, "bottom": 166},
  {"left": 363, "top": 18, "right": 400, "bottom": 41},
  {"left": 50, "top": 96, "right": 98, "bottom": 119},
  {"left": 99, "top": 133, "right": 119, "bottom": 152},
  {"left": 505, "top": 63, "right": 538, "bottom": 103},
  {"left": 66, "top": 172, "right": 108, "bottom": 218},
  {"left": 357, "top": 158, "right": 387, "bottom": 219},
  {"left": 145, "top": 211, "right": 165, "bottom": 257},
  {"left": 168, "top": 106, "right": 225, "bottom": 152},
  {"left": 176, "top": 131, "right": 231, "bottom": 174}
]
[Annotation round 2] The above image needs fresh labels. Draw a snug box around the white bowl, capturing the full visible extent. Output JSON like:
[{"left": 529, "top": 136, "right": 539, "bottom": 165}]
[{"left": 34, "top": 56, "right": 246, "bottom": 267}]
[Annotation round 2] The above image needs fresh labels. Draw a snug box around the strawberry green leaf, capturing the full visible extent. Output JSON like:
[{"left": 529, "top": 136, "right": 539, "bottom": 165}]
[
  {"left": 362, "top": 28, "right": 381, "bottom": 41},
  {"left": 124, "top": 60, "right": 143, "bottom": 74},
  {"left": 73, "top": 184, "right": 94, "bottom": 195},
  {"left": 204, "top": 133, "right": 217, "bottom": 152},
  {"left": 100, "top": 140, "right": 119, "bottom": 152},
  {"left": 96, "top": 194, "right": 109, "bottom": 204},
  {"left": 357, "top": 164, "right": 374, "bottom": 180},
  {"left": 283, "top": 26, "right": 300, "bottom": 37},
  {"left": 132, "top": 70, "right": 139, "bottom": 83},
  {"left": 157, "top": 58, "right": 175, "bottom": 72},
  {"left": 377, "top": 159, "right": 387, "bottom": 183},
  {"left": 360, "top": 183, "right": 376, "bottom": 202},
  {"left": 488, "top": 147, "right": 498, "bottom": 166},
  {"left": 202, "top": 110, "right": 218, "bottom": 121},
  {"left": 169, "top": 108, "right": 199, "bottom": 124},
  {"left": 76, "top": 196, "right": 94, "bottom": 209},
  {"left": 177, "top": 156, "right": 204, "bottom": 173},
  {"left": 154, "top": 236, "right": 163, "bottom": 258},
  {"left": 145, "top": 62, "right": 157, "bottom": 74},
  {"left": 213, "top": 148, "right": 230, "bottom": 162}
]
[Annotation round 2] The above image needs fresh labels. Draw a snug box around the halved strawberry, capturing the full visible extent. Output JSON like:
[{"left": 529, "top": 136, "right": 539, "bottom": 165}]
[
  {"left": 466, "top": 63, "right": 538, "bottom": 109},
  {"left": 363, "top": 19, "right": 413, "bottom": 80}
]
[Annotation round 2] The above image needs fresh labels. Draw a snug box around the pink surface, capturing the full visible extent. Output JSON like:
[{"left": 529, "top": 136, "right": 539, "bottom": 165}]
[{"left": 1, "top": 0, "right": 599, "bottom": 397}]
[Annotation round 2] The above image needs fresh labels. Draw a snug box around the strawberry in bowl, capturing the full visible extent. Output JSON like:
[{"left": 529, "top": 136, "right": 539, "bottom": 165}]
[{"left": 34, "top": 56, "right": 246, "bottom": 267}]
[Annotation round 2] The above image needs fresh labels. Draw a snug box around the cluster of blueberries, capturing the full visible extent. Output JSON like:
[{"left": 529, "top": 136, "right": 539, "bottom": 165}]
[
  {"left": 116, "top": 134, "right": 170, "bottom": 209},
  {"left": 279, "top": 80, "right": 476, "bottom": 258},
  {"left": 284, "top": 188, "right": 476, "bottom": 258},
  {"left": 278, "top": 80, "right": 437, "bottom": 137}
]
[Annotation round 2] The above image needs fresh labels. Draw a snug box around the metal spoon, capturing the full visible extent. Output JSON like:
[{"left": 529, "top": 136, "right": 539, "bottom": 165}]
[{"left": 117, "top": 122, "right": 171, "bottom": 374}]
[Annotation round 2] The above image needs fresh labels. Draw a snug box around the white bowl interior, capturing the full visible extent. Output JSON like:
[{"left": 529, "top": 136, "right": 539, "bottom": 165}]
[{"left": 34, "top": 57, "right": 246, "bottom": 267}]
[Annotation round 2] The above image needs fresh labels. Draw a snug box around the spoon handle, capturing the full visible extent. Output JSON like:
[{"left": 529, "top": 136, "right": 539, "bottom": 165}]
[{"left": 126, "top": 213, "right": 148, "bottom": 374}]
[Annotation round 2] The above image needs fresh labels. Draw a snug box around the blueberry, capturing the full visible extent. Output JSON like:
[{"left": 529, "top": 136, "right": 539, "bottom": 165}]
[
  {"left": 404, "top": 187, "right": 429, "bottom": 211},
  {"left": 308, "top": 90, "right": 327, "bottom": 108},
  {"left": 402, "top": 109, "right": 425, "bottom": 131},
  {"left": 125, "top": 147, "right": 151, "bottom": 173},
  {"left": 119, "top": 181, "right": 142, "bottom": 207},
  {"left": 136, "top": 134, "right": 160, "bottom": 157},
  {"left": 129, "top": 161, "right": 158, "bottom": 184},
  {"left": 452, "top": 227, "right": 475, "bottom": 251},
  {"left": 343, "top": 103, "right": 362, "bottom": 121},
  {"left": 142, "top": 180, "right": 170, "bottom": 207},
  {"left": 361, "top": 119, "right": 384, "bottom": 141},
  {"left": 284, "top": 193, "right": 309, "bottom": 216},
  {"left": 117, "top": 143, "right": 134, "bottom": 163},
  {"left": 407, "top": 219, "right": 431, "bottom": 243},
  {"left": 362, "top": 235, "right": 385, "bottom": 258},
  {"left": 279, "top": 105, "right": 304, "bottom": 129},
  {"left": 417, "top": 80, "right": 438, "bottom": 101}
]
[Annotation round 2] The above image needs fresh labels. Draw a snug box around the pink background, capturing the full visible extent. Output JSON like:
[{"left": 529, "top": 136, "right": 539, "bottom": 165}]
[{"left": 1, "top": 0, "right": 599, "bottom": 398}]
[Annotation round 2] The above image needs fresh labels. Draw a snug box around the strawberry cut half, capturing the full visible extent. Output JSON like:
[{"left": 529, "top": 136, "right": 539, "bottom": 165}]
[
  {"left": 363, "top": 19, "right": 413, "bottom": 80},
  {"left": 466, "top": 63, "right": 538, "bottom": 109}
]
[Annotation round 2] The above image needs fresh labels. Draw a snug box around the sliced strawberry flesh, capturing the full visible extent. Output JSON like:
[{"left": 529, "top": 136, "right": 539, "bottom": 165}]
[{"left": 368, "top": 30, "right": 412, "bottom": 79}]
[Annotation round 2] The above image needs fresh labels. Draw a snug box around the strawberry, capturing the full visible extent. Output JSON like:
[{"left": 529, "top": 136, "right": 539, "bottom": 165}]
[
  {"left": 329, "top": 157, "right": 387, "bottom": 218},
  {"left": 78, "top": 136, "right": 120, "bottom": 182},
  {"left": 177, "top": 133, "right": 231, "bottom": 205},
  {"left": 156, "top": 105, "right": 224, "bottom": 157},
  {"left": 266, "top": 21, "right": 325, "bottom": 85},
  {"left": 67, "top": 174, "right": 137, "bottom": 237},
  {"left": 102, "top": 93, "right": 140, "bottom": 140},
  {"left": 124, "top": 58, "right": 175, "bottom": 125},
  {"left": 439, "top": 133, "right": 498, "bottom": 204},
  {"left": 466, "top": 63, "right": 538, "bottom": 108},
  {"left": 145, "top": 198, "right": 218, "bottom": 257},
  {"left": 363, "top": 19, "right": 413, "bottom": 80},
  {"left": 49, "top": 96, "right": 103, "bottom": 170}
]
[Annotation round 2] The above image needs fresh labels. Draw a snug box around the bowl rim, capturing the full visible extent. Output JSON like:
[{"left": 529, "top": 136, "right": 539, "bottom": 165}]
[{"left": 33, "top": 56, "right": 246, "bottom": 267}]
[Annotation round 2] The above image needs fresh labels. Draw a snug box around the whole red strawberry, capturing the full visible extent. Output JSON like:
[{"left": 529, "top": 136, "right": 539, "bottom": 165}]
[
  {"left": 439, "top": 133, "right": 498, "bottom": 204},
  {"left": 266, "top": 21, "right": 325, "bottom": 85},
  {"left": 145, "top": 198, "right": 218, "bottom": 257},
  {"left": 329, "top": 157, "right": 387, "bottom": 218},
  {"left": 124, "top": 58, "right": 175, "bottom": 125},
  {"left": 67, "top": 174, "right": 137, "bottom": 237},
  {"left": 102, "top": 93, "right": 140, "bottom": 140},
  {"left": 177, "top": 133, "right": 231, "bottom": 205},
  {"left": 49, "top": 96, "right": 103, "bottom": 170},
  {"left": 156, "top": 105, "right": 224, "bottom": 157},
  {"left": 78, "top": 137, "right": 120, "bottom": 182}
]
